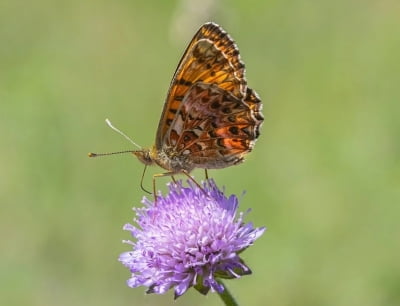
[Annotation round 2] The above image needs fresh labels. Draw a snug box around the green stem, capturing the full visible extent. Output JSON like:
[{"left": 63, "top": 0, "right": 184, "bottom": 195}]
[{"left": 217, "top": 280, "right": 238, "bottom": 306}]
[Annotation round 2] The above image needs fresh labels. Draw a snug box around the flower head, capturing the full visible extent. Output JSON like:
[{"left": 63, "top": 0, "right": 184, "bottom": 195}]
[{"left": 119, "top": 179, "right": 265, "bottom": 299}]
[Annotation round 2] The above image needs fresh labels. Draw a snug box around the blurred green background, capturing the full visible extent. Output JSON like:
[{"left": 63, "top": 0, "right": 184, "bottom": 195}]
[{"left": 1, "top": 0, "right": 399, "bottom": 305}]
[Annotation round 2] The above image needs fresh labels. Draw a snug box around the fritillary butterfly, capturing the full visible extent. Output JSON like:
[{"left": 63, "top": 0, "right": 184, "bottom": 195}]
[
  {"left": 90, "top": 22, "right": 264, "bottom": 194},
  {"left": 135, "top": 22, "right": 263, "bottom": 180}
]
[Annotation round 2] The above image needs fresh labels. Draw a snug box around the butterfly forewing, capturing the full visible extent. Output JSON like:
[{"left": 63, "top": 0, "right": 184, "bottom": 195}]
[{"left": 156, "top": 22, "right": 248, "bottom": 149}]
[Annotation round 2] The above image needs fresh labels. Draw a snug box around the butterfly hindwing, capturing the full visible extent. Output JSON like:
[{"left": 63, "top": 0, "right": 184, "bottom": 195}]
[{"left": 165, "top": 83, "right": 262, "bottom": 168}]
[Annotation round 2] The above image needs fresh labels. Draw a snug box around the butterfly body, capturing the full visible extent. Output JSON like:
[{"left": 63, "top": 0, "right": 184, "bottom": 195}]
[{"left": 134, "top": 22, "right": 263, "bottom": 176}]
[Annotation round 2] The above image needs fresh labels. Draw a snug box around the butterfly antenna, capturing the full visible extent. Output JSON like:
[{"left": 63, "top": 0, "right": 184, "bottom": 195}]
[
  {"left": 105, "top": 118, "right": 142, "bottom": 149},
  {"left": 88, "top": 119, "right": 143, "bottom": 158},
  {"left": 88, "top": 150, "right": 134, "bottom": 158}
]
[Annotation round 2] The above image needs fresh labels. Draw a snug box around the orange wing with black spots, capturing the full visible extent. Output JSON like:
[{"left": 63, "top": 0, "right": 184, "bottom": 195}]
[
  {"left": 156, "top": 22, "right": 249, "bottom": 149},
  {"left": 165, "top": 82, "right": 263, "bottom": 169}
]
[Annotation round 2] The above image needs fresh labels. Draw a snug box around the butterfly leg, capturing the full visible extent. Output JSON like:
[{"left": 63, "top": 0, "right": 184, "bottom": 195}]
[
  {"left": 181, "top": 170, "right": 208, "bottom": 196},
  {"left": 152, "top": 172, "right": 176, "bottom": 203},
  {"left": 140, "top": 165, "right": 152, "bottom": 194},
  {"left": 204, "top": 169, "right": 209, "bottom": 180},
  {"left": 152, "top": 171, "right": 207, "bottom": 203},
  {"left": 203, "top": 169, "right": 213, "bottom": 189}
]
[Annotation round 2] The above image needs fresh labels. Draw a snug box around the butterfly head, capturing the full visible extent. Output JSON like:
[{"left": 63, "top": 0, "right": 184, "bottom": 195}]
[{"left": 133, "top": 148, "right": 154, "bottom": 166}]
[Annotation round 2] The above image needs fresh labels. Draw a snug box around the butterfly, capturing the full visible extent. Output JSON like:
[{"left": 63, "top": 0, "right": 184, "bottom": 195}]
[{"left": 90, "top": 22, "right": 263, "bottom": 195}]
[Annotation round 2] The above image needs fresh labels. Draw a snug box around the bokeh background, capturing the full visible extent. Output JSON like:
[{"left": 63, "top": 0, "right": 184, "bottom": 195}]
[{"left": 1, "top": 0, "right": 399, "bottom": 305}]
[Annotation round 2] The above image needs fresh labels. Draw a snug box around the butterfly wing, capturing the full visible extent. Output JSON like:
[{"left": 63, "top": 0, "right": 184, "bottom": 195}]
[
  {"left": 156, "top": 22, "right": 248, "bottom": 149},
  {"left": 166, "top": 82, "right": 263, "bottom": 169}
]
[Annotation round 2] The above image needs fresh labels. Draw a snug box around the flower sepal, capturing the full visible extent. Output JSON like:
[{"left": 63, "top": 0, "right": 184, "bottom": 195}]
[
  {"left": 193, "top": 277, "right": 211, "bottom": 296},
  {"left": 214, "top": 258, "right": 252, "bottom": 280}
]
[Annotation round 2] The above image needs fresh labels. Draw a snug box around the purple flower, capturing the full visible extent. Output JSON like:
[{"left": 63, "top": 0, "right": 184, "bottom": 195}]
[{"left": 119, "top": 179, "right": 266, "bottom": 299}]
